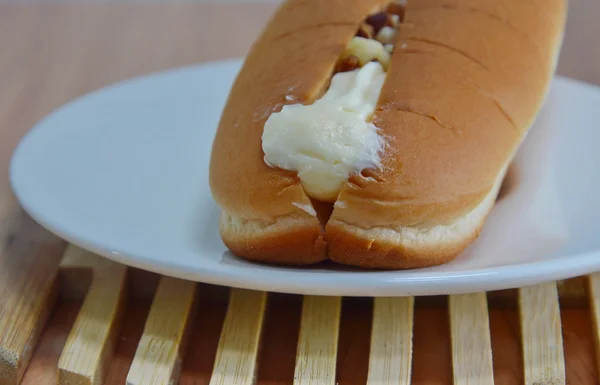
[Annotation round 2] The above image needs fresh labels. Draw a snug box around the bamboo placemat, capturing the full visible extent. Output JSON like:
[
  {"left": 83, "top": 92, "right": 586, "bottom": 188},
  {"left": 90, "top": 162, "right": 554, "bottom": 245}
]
[
  {"left": 1, "top": 2, "right": 599, "bottom": 384},
  {"left": 2, "top": 243, "right": 600, "bottom": 385}
]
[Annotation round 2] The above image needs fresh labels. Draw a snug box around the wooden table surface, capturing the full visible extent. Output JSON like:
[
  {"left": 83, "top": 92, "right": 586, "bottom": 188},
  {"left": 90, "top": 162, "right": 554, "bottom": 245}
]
[{"left": 1, "top": 2, "right": 599, "bottom": 385}]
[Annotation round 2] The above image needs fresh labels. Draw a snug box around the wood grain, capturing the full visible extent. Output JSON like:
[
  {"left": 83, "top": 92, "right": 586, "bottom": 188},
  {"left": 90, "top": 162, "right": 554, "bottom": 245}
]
[
  {"left": 367, "top": 297, "right": 414, "bottom": 385},
  {"left": 294, "top": 296, "right": 341, "bottom": 385},
  {"left": 0, "top": 2, "right": 599, "bottom": 385},
  {"left": 0, "top": 213, "right": 63, "bottom": 385},
  {"left": 0, "top": 4, "right": 273, "bottom": 385},
  {"left": 20, "top": 302, "right": 82, "bottom": 385},
  {"left": 519, "top": 283, "right": 566, "bottom": 385},
  {"left": 126, "top": 277, "right": 197, "bottom": 385},
  {"left": 448, "top": 293, "right": 494, "bottom": 385},
  {"left": 210, "top": 289, "right": 267, "bottom": 385},
  {"left": 57, "top": 246, "right": 128, "bottom": 385},
  {"left": 587, "top": 272, "right": 600, "bottom": 377}
]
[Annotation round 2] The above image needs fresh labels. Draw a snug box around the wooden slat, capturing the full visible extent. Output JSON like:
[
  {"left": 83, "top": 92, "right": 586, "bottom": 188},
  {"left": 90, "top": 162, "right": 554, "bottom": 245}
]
[
  {"left": 57, "top": 246, "right": 128, "bottom": 385},
  {"left": 448, "top": 293, "right": 494, "bottom": 385},
  {"left": 485, "top": 277, "right": 588, "bottom": 308},
  {"left": 294, "top": 296, "right": 342, "bottom": 385},
  {"left": 0, "top": 213, "right": 63, "bottom": 385},
  {"left": 126, "top": 277, "right": 197, "bottom": 385},
  {"left": 519, "top": 282, "right": 566, "bottom": 385},
  {"left": 367, "top": 297, "right": 414, "bottom": 385},
  {"left": 360, "top": 277, "right": 588, "bottom": 311},
  {"left": 209, "top": 289, "right": 267, "bottom": 385},
  {"left": 58, "top": 245, "right": 126, "bottom": 299},
  {"left": 587, "top": 272, "right": 600, "bottom": 376}
]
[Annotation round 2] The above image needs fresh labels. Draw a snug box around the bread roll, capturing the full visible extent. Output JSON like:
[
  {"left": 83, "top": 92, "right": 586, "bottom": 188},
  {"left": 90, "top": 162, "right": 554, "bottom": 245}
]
[{"left": 209, "top": 0, "right": 567, "bottom": 269}]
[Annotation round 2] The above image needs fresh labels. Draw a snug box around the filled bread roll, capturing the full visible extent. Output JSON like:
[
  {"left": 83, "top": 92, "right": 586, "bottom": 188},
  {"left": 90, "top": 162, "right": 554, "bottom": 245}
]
[{"left": 209, "top": 0, "right": 567, "bottom": 269}]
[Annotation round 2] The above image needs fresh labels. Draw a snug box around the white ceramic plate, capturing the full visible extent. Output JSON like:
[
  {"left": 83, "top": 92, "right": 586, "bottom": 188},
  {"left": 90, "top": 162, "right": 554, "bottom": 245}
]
[{"left": 9, "top": 58, "right": 600, "bottom": 296}]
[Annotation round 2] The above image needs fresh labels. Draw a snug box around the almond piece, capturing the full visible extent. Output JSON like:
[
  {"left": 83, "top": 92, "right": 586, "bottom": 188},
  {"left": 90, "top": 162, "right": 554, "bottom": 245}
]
[
  {"left": 386, "top": 2, "right": 405, "bottom": 22},
  {"left": 356, "top": 23, "right": 375, "bottom": 39},
  {"left": 365, "top": 11, "right": 392, "bottom": 35},
  {"left": 335, "top": 55, "right": 361, "bottom": 73}
]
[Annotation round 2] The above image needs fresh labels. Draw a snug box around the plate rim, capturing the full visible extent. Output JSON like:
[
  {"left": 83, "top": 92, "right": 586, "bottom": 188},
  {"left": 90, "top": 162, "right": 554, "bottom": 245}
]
[
  {"left": 12, "top": 207, "right": 600, "bottom": 297},
  {"left": 9, "top": 58, "right": 600, "bottom": 297}
]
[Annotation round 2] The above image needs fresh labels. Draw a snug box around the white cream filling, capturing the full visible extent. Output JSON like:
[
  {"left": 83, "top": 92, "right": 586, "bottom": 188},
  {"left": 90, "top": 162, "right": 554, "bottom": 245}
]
[{"left": 261, "top": 61, "right": 387, "bottom": 202}]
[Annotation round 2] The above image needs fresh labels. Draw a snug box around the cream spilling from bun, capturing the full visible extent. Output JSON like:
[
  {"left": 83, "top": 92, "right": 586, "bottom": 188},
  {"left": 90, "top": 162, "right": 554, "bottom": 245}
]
[
  {"left": 261, "top": 6, "right": 403, "bottom": 204},
  {"left": 261, "top": 61, "right": 387, "bottom": 202},
  {"left": 210, "top": 0, "right": 566, "bottom": 269}
]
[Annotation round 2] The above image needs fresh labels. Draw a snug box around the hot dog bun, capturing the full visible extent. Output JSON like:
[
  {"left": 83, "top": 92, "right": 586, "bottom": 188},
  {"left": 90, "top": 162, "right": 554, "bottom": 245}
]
[{"left": 209, "top": 0, "right": 566, "bottom": 269}]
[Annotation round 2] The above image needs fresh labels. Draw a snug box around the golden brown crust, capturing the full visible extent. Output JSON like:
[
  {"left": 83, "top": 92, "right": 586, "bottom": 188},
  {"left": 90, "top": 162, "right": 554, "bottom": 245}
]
[
  {"left": 326, "top": 163, "right": 505, "bottom": 269},
  {"left": 333, "top": 0, "right": 566, "bottom": 228},
  {"left": 209, "top": 0, "right": 567, "bottom": 269}
]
